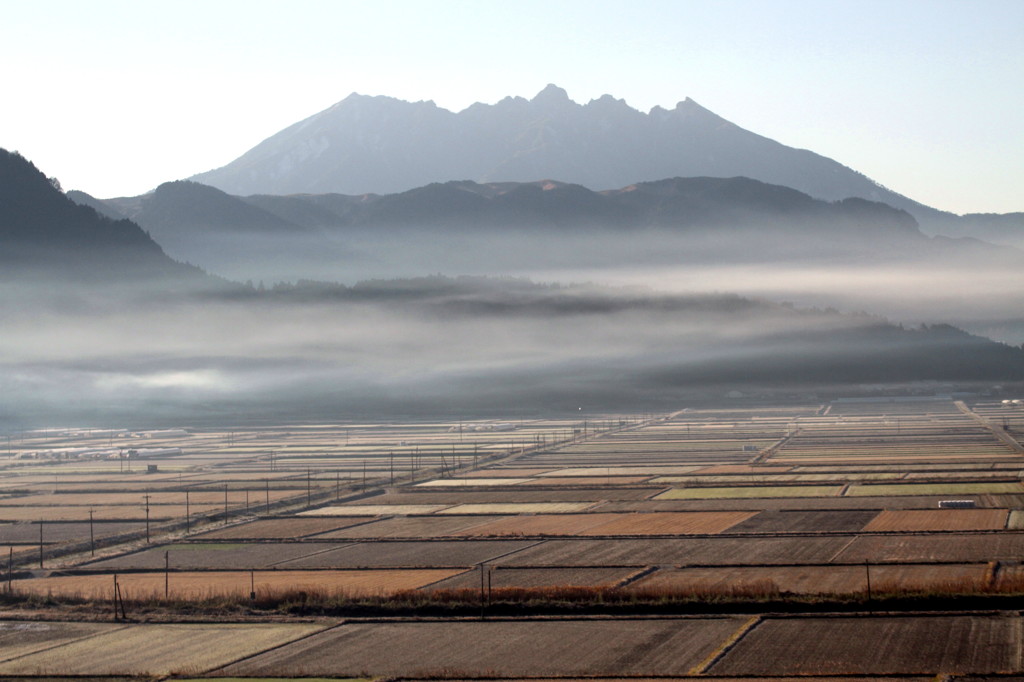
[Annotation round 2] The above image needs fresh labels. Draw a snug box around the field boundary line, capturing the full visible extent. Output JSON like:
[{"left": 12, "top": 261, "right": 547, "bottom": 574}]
[
  {"left": 203, "top": 620, "right": 343, "bottom": 675},
  {"left": 955, "top": 401, "right": 1024, "bottom": 454},
  {"left": 825, "top": 534, "right": 861, "bottom": 563},
  {"left": 265, "top": 541, "right": 360, "bottom": 567},
  {"left": 482, "top": 539, "right": 548, "bottom": 565},
  {"left": 0, "top": 623, "right": 131, "bottom": 664},
  {"left": 687, "top": 615, "right": 760, "bottom": 675},
  {"left": 1016, "top": 610, "right": 1022, "bottom": 673},
  {"left": 615, "top": 565, "right": 659, "bottom": 588}
]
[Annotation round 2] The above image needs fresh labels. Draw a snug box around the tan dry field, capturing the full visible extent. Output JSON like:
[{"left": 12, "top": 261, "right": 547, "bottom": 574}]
[
  {"left": 217, "top": 618, "right": 748, "bottom": 678},
  {"left": 518, "top": 475, "right": 654, "bottom": 485},
  {"left": 538, "top": 466, "right": 703, "bottom": 476},
  {"left": 438, "top": 502, "right": 597, "bottom": 514},
  {"left": 0, "top": 621, "right": 126, "bottom": 663},
  {"left": 0, "top": 623, "right": 327, "bottom": 675},
  {"left": 12, "top": 568, "right": 463, "bottom": 599},
  {"left": 863, "top": 509, "right": 1009, "bottom": 532},
  {"left": 628, "top": 563, "right": 989, "bottom": 595}
]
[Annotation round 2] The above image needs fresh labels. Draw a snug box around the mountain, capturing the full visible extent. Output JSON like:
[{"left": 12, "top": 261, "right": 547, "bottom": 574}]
[
  {"left": 100, "top": 173, "right": 997, "bottom": 282},
  {"left": 0, "top": 149, "right": 206, "bottom": 285},
  {"left": 189, "top": 84, "right": 948, "bottom": 227},
  {"left": 933, "top": 212, "right": 1024, "bottom": 250}
]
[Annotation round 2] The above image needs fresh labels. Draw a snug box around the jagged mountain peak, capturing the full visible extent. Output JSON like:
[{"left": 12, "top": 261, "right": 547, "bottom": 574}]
[
  {"left": 531, "top": 83, "right": 574, "bottom": 106},
  {"left": 188, "top": 86, "right": 945, "bottom": 227}
]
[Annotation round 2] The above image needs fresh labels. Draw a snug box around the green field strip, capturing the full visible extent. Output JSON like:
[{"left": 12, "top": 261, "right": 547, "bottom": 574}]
[
  {"left": 654, "top": 485, "right": 843, "bottom": 500},
  {"left": 845, "top": 482, "right": 1024, "bottom": 497}
]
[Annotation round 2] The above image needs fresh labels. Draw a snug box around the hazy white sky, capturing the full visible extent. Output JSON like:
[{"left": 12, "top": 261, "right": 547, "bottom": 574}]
[{"left": 2, "top": 0, "right": 1021, "bottom": 214}]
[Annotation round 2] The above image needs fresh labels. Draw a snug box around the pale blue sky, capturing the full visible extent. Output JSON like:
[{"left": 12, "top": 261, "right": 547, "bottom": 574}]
[{"left": 2, "top": 0, "right": 1021, "bottom": 213}]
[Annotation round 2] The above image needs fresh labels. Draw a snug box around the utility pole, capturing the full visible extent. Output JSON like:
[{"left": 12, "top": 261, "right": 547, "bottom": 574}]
[{"left": 143, "top": 493, "right": 151, "bottom": 543}]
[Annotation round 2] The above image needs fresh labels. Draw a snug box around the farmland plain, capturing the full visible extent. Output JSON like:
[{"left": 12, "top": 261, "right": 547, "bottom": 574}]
[{"left": 3, "top": 398, "right": 1024, "bottom": 677}]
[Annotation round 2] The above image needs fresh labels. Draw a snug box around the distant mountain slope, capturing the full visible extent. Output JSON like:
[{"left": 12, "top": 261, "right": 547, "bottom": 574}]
[
  {"left": 92, "top": 172, "right": 1009, "bottom": 287},
  {"left": 189, "top": 85, "right": 948, "bottom": 227},
  {"left": 0, "top": 149, "right": 205, "bottom": 284}
]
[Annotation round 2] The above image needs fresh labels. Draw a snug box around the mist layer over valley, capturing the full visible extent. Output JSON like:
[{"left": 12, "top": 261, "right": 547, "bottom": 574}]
[
  {"left": 80, "top": 175, "right": 1024, "bottom": 346},
  {"left": 5, "top": 76, "right": 1024, "bottom": 429}
]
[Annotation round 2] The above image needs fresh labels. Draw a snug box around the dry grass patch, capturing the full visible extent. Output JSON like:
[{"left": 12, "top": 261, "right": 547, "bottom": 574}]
[
  {"left": 438, "top": 503, "right": 596, "bottom": 514},
  {"left": 0, "top": 623, "right": 326, "bottom": 675},
  {"left": 12, "top": 568, "right": 463, "bottom": 600}
]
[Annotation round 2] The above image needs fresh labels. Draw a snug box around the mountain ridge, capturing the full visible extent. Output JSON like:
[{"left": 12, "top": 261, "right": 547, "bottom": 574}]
[
  {"left": 0, "top": 148, "right": 208, "bottom": 285},
  {"left": 188, "top": 84, "right": 948, "bottom": 228}
]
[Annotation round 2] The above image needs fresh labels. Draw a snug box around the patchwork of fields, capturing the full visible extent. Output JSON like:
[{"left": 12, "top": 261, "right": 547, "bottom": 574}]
[{"left": 3, "top": 398, "right": 1024, "bottom": 677}]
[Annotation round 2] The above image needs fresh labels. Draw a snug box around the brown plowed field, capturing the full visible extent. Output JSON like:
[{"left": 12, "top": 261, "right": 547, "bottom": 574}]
[
  {"left": 312, "top": 514, "right": 504, "bottom": 539},
  {"left": 0, "top": 503, "right": 221, "bottom": 522},
  {"left": 722, "top": 510, "right": 879, "bottom": 534},
  {"left": 13, "top": 568, "right": 462, "bottom": 600},
  {"left": 458, "top": 468, "right": 555, "bottom": 477},
  {"left": 495, "top": 536, "right": 852, "bottom": 567},
  {"left": 218, "top": 618, "right": 746, "bottom": 677},
  {"left": 275, "top": 539, "right": 539, "bottom": 568},
  {"left": 834, "top": 533, "right": 1024, "bottom": 563},
  {"left": 426, "top": 566, "right": 636, "bottom": 590},
  {"left": 691, "top": 465, "right": 793, "bottom": 474},
  {"left": 710, "top": 615, "right": 1019, "bottom": 675},
  {"left": 863, "top": 509, "right": 1009, "bottom": 532},
  {"left": 0, "top": 489, "right": 299, "bottom": 507},
  {"left": 196, "top": 517, "right": 375, "bottom": 540},
  {"left": 86, "top": 542, "right": 348, "bottom": 570},
  {"left": 451, "top": 513, "right": 621, "bottom": 537},
  {"left": 628, "top": 563, "right": 988, "bottom": 595},
  {"left": 577, "top": 511, "right": 757, "bottom": 535},
  {"left": 0, "top": 521, "right": 147, "bottom": 544}
]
